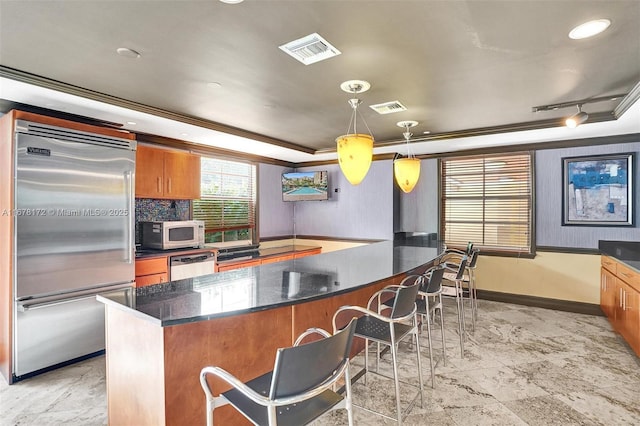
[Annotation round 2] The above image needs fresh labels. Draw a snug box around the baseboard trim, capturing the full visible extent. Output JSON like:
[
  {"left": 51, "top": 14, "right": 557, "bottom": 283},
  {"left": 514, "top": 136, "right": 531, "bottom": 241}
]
[{"left": 477, "top": 289, "right": 604, "bottom": 316}]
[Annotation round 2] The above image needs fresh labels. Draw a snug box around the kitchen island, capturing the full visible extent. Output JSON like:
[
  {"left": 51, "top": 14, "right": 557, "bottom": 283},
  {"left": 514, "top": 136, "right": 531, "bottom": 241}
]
[{"left": 98, "top": 240, "right": 442, "bottom": 426}]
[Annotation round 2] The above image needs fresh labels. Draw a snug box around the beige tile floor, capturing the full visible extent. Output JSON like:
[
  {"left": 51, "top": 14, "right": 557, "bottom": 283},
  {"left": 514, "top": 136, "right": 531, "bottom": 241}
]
[{"left": 1, "top": 300, "right": 639, "bottom": 426}]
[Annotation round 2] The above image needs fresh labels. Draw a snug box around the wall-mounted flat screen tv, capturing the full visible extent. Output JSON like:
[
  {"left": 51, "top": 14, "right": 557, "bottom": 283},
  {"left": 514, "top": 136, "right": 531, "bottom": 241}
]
[{"left": 282, "top": 171, "right": 329, "bottom": 202}]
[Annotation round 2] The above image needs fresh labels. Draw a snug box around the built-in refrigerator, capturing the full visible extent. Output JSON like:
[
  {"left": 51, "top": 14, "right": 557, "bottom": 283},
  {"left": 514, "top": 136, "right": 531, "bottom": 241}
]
[{"left": 12, "top": 119, "right": 135, "bottom": 380}]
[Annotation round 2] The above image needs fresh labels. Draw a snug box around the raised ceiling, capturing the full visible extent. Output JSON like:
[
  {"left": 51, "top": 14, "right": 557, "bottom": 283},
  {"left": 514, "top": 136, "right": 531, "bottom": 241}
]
[{"left": 1, "top": 0, "right": 639, "bottom": 163}]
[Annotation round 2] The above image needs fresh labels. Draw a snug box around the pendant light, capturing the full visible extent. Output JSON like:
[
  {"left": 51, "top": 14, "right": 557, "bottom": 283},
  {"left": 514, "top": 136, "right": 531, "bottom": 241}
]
[
  {"left": 394, "top": 120, "right": 421, "bottom": 193},
  {"left": 336, "top": 80, "right": 374, "bottom": 185}
]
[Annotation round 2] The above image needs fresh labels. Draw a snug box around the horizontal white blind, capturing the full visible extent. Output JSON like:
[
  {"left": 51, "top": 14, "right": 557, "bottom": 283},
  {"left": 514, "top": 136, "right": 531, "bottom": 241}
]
[
  {"left": 193, "top": 158, "right": 256, "bottom": 232},
  {"left": 442, "top": 153, "right": 532, "bottom": 252}
]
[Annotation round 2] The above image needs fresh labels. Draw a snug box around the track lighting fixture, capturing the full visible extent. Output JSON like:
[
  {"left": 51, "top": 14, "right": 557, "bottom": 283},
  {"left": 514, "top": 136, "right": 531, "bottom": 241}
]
[
  {"left": 531, "top": 93, "right": 627, "bottom": 129},
  {"left": 565, "top": 105, "right": 589, "bottom": 128}
]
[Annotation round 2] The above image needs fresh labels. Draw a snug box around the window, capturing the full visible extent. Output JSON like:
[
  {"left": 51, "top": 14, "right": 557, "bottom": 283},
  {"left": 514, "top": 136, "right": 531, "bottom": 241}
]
[
  {"left": 441, "top": 152, "right": 533, "bottom": 254},
  {"left": 193, "top": 157, "right": 256, "bottom": 245}
]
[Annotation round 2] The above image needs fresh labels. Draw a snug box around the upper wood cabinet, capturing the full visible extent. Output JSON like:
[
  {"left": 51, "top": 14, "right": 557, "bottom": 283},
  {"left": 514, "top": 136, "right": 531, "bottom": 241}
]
[{"left": 136, "top": 145, "right": 201, "bottom": 199}]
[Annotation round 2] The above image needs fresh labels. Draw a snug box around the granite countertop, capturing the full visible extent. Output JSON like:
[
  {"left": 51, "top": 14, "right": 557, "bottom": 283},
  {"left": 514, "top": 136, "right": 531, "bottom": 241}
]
[
  {"left": 98, "top": 240, "right": 442, "bottom": 326},
  {"left": 135, "top": 246, "right": 217, "bottom": 259},
  {"left": 216, "top": 244, "right": 321, "bottom": 264},
  {"left": 599, "top": 240, "right": 640, "bottom": 272}
]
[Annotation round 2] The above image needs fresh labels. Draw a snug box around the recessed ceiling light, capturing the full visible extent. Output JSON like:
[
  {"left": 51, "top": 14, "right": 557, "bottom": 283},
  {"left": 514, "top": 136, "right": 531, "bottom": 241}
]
[
  {"left": 116, "top": 47, "right": 141, "bottom": 59},
  {"left": 207, "top": 82, "right": 222, "bottom": 89},
  {"left": 423, "top": 131, "right": 431, "bottom": 135},
  {"left": 219, "top": 0, "right": 244, "bottom": 4},
  {"left": 569, "top": 19, "right": 611, "bottom": 39},
  {"left": 126, "top": 121, "right": 137, "bottom": 125},
  {"left": 180, "top": 133, "right": 189, "bottom": 137}
]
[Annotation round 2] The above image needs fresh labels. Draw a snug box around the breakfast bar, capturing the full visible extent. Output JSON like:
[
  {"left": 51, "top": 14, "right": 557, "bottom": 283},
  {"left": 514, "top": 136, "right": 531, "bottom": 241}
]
[{"left": 98, "top": 240, "right": 441, "bottom": 425}]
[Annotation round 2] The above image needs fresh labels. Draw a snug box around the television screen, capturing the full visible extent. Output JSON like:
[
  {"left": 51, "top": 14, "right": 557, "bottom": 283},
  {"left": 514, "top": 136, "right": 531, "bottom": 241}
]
[{"left": 282, "top": 171, "right": 329, "bottom": 201}]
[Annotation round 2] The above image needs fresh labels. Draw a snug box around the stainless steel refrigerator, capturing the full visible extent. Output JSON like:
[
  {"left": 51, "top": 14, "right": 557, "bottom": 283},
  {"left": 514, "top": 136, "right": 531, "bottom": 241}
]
[{"left": 12, "top": 119, "right": 135, "bottom": 380}]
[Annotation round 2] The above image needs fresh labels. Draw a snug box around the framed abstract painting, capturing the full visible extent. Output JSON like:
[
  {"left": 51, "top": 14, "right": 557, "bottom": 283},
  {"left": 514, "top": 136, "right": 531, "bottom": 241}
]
[{"left": 562, "top": 153, "right": 634, "bottom": 226}]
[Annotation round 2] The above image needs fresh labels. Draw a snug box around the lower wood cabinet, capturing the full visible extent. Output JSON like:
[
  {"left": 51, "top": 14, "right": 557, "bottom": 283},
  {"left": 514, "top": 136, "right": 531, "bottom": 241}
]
[
  {"left": 217, "top": 248, "right": 322, "bottom": 272},
  {"left": 135, "top": 257, "right": 169, "bottom": 287},
  {"left": 600, "top": 267, "right": 616, "bottom": 319},
  {"left": 217, "top": 258, "right": 261, "bottom": 272},
  {"left": 601, "top": 255, "right": 640, "bottom": 356}
]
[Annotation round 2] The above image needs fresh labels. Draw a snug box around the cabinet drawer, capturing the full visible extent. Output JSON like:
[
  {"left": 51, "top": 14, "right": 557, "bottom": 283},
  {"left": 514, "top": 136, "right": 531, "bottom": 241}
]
[
  {"left": 135, "top": 257, "right": 169, "bottom": 276},
  {"left": 218, "top": 258, "right": 261, "bottom": 272},
  {"left": 261, "top": 254, "right": 293, "bottom": 265},
  {"left": 617, "top": 262, "right": 640, "bottom": 292},
  {"left": 293, "top": 248, "right": 322, "bottom": 259},
  {"left": 601, "top": 256, "right": 617, "bottom": 275},
  {"left": 136, "top": 273, "right": 169, "bottom": 288}
]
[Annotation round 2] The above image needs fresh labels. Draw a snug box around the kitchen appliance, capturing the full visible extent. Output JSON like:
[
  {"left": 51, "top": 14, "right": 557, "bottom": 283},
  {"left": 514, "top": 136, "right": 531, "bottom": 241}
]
[
  {"left": 12, "top": 120, "right": 136, "bottom": 381},
  {"left": 170, "top": 251, "right": 217, "bottom": 280},
  {"left": 140, "top": 220, "right": 205, "bottom": 250}
]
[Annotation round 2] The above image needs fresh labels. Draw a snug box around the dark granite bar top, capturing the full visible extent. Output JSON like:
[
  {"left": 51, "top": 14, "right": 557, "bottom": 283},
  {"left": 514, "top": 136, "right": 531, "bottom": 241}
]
[
  {"left": 98, "top": 240, "right": 442, "bottom": 326},
  {"left": 599, "top": 240, "right": 640, "bottom": 272}
]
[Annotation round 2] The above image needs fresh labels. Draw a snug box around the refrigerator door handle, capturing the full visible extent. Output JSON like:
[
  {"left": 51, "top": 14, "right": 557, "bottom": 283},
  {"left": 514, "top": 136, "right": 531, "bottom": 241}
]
[
  {"left": 125, "top": 170, "right": 134, "bottom": 264},
  {"left": 18, "top": 295, "right": 98, "bottom": 312}
]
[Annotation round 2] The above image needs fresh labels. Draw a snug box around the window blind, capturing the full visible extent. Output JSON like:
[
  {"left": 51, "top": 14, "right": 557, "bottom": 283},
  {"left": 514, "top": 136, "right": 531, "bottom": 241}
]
[
  {"left": 193, "top": 158, "right": 256, "bottom": 232},
  {"left": 441, "top": 152, "right": 533, "bottom": 253}
]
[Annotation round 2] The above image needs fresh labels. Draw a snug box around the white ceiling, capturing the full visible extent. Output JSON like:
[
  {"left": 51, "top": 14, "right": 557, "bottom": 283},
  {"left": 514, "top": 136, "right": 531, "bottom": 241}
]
[{"left": 1, "top": 0, "right": 639, "bottom": 164}]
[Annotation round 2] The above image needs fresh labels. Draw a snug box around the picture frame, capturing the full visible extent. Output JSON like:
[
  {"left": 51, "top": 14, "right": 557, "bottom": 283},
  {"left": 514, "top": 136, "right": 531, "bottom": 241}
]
[{"left": 562, "top": 153, "right": 634, "bottom": 226}]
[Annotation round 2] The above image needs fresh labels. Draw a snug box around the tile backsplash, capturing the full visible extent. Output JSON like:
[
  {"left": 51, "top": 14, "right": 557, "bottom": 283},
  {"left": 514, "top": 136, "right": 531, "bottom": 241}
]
[{"left": 135, "top": 199, "right": 190, "bottom": 244}]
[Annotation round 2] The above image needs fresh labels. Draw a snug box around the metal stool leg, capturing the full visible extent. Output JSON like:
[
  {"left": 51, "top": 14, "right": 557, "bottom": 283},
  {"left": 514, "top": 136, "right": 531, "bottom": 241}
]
[
  {"left": 438, "top": 293, "right": 446, "bottom": 367},
  {"left": 390, "top": 340, "right": 402, "bottom": 426}
]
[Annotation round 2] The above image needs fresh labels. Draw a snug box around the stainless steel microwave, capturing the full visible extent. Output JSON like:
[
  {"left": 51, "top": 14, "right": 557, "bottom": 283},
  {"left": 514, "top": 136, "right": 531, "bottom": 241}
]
[{"left": 140, "top": 220, "right": 205, "bottom": 250}]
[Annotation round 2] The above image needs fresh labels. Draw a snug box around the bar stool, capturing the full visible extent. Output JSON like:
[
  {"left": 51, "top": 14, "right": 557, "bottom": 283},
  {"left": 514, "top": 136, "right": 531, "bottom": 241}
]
[
  {"left": 200, "top": 319, "right": 358, "bottom": 426},
  {"left": 442, "top": 249, "right": 479, "bottom": 330},
  {"left": 417, "top": 266, "right": 447, "bottom": 385},
  {"left": 382, "top": 266, "right": 446, "bottom": 389},
  {"left": 440, "top": 256, "right": 468, "bottom": 358},
  {"left": 333, "top": 282, "right": 423, "bottom": 425}
]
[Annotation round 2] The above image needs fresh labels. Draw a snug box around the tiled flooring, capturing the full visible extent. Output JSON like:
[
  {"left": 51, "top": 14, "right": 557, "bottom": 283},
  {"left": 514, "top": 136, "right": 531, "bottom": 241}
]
[{"left": 1, "top": 300, "right": 639, "bottom": 425}]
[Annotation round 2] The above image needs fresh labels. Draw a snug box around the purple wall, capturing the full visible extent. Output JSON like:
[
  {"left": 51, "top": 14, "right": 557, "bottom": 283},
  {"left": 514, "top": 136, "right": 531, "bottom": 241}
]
[
  {"left": 258, "top": 163, "right": 295, "bottom": 238},
  {"left": 292, "top": 161, "right": 394, "bottom": 240}
]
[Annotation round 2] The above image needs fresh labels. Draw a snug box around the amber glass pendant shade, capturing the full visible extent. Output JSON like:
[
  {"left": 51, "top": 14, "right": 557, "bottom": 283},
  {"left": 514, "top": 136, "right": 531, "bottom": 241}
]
[
  {"left": 394, "top": 157, "right": 421, "bottom": 193},
  {"left": 336, "top": 133, "right": 374, "bottom": 185}
]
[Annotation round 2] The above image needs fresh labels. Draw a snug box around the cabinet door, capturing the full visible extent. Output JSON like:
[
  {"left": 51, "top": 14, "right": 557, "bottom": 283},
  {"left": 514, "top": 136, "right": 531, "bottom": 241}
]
[
  {"left": 614, "top": 279, "right": 626, "bottom": 333},
  {"left": 600, "top": 268, "right": 616, "bottom": 319},
  {"left": 621, "top": 281, "right": 640, "bottom": 355},
  {"left": 135, "top": 145, "right": 165, "bottom": 198},
  {"left": 164, "top": 151, "right": 201, "bottom": 199}
]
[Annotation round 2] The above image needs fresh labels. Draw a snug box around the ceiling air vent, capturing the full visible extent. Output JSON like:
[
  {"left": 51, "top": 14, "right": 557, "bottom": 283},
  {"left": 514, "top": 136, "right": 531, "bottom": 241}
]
[
  {"left": 278, "top": 33, "right": 341, "bottom": 65},
  {"left": 369, "top": 101, "right": 407, "bottom": 115}
]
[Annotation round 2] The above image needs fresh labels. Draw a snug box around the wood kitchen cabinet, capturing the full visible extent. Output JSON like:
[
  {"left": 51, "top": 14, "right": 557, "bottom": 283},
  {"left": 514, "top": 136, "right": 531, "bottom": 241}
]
[
  {"left": 600, "top": 267, "right": 616, "bottom": 319},
  {"left": 136, "top": 145, "right": 200, "bottom": 199},
  {"left": 601, "top": 255, "right": 640, "bottom": 356},
  {"left": 217, "top": 258, "right": 261, "bottom": 272},
  {"left": 260, "top": 254, "right": 293, "bottom": 265},
  {"left": 135, "top": 257, "right": 169, "bottom": 287},
  {"left": 217, "top": 247, "right": 323, "bottom": 272},
  {"left": 293, "top": 247, "right": 321, "bottom": 259}
]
